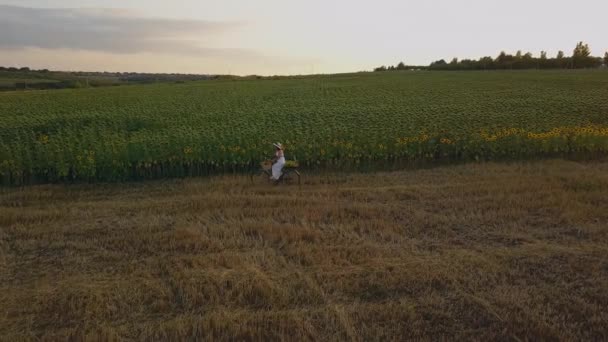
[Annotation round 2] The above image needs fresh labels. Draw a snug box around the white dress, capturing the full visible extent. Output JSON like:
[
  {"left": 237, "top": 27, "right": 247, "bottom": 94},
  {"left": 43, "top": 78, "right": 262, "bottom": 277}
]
[{"left": 272, "top": 150, "right": 285, "bottom": 180}]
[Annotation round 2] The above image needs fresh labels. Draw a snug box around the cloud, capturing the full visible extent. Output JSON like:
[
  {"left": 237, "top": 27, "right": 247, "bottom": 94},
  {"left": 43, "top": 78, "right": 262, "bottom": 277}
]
[
  {"left": 0, "top": 5, "right": 326, "bottom": 75},
  {"left": 0, "top": 5, "right": 247, "bottom": 56}
]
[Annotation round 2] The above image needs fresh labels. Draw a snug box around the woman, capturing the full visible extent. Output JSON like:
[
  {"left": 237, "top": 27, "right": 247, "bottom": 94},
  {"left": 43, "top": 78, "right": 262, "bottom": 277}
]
[{"left": 271, "top": 143, "right": 285, "bottom": 181}]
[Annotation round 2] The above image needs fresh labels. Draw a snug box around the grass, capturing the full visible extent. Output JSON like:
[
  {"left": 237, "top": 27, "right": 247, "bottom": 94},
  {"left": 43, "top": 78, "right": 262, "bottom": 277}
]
[{"left": 1, "top": 159, "right": 607, "bottom": 340}]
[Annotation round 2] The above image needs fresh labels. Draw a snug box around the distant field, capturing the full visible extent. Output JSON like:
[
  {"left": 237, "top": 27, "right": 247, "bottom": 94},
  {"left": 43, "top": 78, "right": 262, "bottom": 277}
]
[
  {"left": 1, "top": 160, "right": 607, "bottom": 340},
  {"left": 0, "top": 78, "right": 60, "bottom": 86},
  {"left": 0, "top": 72, "right": 121, "bottom": 90},
  {"left": 1, "top": 70, "right": 607, "bottom": 184}
]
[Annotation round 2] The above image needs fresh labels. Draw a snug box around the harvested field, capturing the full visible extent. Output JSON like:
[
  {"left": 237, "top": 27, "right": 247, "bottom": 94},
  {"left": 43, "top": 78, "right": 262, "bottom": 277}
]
[{"left": 1, "top": 159, "right": 607, "bottom": 340}]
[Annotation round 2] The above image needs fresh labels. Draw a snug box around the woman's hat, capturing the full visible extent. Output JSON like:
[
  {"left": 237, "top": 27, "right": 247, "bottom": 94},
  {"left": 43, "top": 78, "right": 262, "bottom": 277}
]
[{"left": 273, "top": 143, "right": 283, "bottom": 150}]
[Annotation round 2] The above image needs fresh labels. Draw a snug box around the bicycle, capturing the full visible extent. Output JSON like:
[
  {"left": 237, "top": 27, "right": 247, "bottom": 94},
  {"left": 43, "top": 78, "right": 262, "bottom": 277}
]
[{"left": 250, "top": 160, "right": 301, "bottom": 185}]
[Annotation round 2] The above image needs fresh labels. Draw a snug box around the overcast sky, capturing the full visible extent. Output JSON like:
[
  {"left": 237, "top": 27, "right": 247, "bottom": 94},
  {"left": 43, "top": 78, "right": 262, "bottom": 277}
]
[{"left": 0, "top": 0, "right": 606, "bottom": 75}]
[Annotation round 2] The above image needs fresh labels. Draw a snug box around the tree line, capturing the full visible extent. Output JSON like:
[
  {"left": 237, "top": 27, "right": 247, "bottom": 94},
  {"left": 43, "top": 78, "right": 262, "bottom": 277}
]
[
  {"left": 374, "top": 62, "right": 428, "bottom": 72},
  {"left": 375, "top": 42, "right": 608, "bottom": 72},
  {"left": 0, "top": 67, "right": 216, "bottom": 91}
]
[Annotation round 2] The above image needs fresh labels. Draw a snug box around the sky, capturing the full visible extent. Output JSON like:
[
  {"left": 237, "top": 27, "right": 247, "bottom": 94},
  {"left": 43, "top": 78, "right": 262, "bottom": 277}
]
[{"left": 0, "top": 0, "right": 606, "bottom": 75}]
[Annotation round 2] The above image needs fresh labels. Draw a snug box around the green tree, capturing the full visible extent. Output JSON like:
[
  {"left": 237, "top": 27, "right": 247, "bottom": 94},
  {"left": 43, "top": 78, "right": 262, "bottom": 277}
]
[
  {"left": 573, "top": 41, "right": 591, "bottom": 58},
  {"left": 555, "top": 51, "right": 566, "bottom": 68},
  {"left": 521, "top": 52, "right": 533, "bottom": 69},
  {"left": 429, "top": 59, "right": 447, "bottom": 70},
  {"left": 495, "top": 51, "right": 514, "bottom": 69},
  {"left": 539, "top": 51, "right": 547, "bottom": 69},
  {"left": 604, "top": 52, "right": 608, "bottom": 66},
  {"left": 572, "top": 41, "right": 592, "bottom": 68},
  {"left": 513, "top": 51, "right": 524, "bottom": 69},
  {"left": 396, "top": 61, "right": 406, "bottom": 70},
  {"left": 479, "top": 56, "right": 493, "bottom": 70}
]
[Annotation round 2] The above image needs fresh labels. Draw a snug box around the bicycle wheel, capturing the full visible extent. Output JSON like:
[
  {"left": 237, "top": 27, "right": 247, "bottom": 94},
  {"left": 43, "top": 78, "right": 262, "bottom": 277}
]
[
  {"left": 281, "top": 169, "right": 301, "bottom": 185},
  {"left": 251, "top": 169, "right": 272, "bottom": 184}
]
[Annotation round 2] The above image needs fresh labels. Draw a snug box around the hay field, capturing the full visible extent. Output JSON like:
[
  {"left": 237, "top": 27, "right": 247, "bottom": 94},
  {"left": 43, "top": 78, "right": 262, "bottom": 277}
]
[{"left": 1, "top": 159, "right": 607, "bottom": 340}]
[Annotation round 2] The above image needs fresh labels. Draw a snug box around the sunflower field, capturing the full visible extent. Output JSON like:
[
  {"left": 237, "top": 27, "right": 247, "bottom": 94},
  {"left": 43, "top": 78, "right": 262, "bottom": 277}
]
[{"left": 1, "top": 70, "right": 607, "bottom": 184}]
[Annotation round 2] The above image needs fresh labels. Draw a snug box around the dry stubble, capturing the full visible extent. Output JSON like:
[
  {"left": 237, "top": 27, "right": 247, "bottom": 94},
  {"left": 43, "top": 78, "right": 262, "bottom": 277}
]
[{"left": 1, "top": 159, "right": 607, "bottom": 341}]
